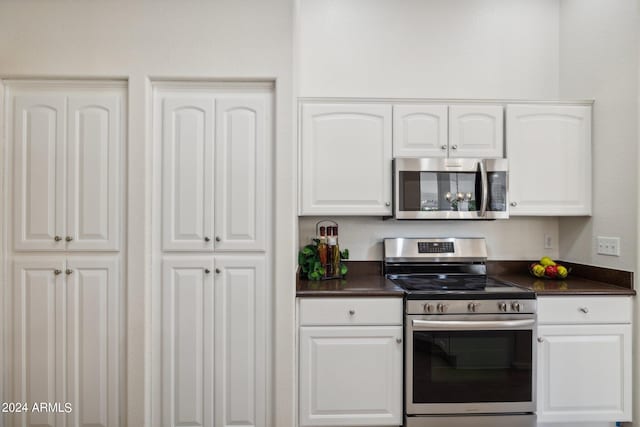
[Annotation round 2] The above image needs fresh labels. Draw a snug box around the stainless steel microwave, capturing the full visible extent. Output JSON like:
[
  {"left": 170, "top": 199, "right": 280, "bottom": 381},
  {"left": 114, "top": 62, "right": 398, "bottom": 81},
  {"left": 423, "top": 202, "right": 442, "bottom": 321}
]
[{"left": 394, "top": 158, "right": 509, "bottom": 219}]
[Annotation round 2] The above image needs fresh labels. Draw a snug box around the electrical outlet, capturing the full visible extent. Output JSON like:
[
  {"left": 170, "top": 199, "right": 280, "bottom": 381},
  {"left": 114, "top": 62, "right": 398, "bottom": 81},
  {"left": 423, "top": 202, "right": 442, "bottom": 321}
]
[
  {"left": 596, "top": 236, "right": 621, "bottom": 256},
  {"left": 544, "top": 234, "right": 552, "bottom": 249}
]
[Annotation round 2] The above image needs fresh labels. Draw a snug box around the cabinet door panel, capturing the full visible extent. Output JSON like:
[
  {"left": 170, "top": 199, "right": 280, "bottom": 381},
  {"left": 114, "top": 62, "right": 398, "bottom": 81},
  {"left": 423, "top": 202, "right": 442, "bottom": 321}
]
[
  {"left": 300, "top": 103, "right": 392, "bottom": 215},
  {"left": 449, "top": 105, "right": 504, "bottom": 158},
  {"left": 162, "top": 98, "right": 215, "bottom": 251},
  {"left": 13, "top": 96, "right": 66, "bottom": 251},
  {"left": 214, "top": 98, "right": 268, "bottom": 251},
  {"left": 537, "top": 324, "right": 631, "bottom": 422},
  {"left": 13, "top": 258, "right": 65, "bottom": 427},
  {"left": 393, "top": 104, "right": 448, "bottom": 157},
  {"left": 67, "top": 95, "right": 123, "bottom": 251},
  {"left": 507, "top": 105, "right": 591, "bottom": 215},
  {"left": 66, "top": 257, "right": 120, "bottom": 427},
  {"left": 214, "top": 256, "right": 267, "bottom": 427},
  {"left": 299, "top": 326, "right": 403, "bottom": 426},
  {"left": 162, "top": 258, "right": 215, "bottom": 427}
]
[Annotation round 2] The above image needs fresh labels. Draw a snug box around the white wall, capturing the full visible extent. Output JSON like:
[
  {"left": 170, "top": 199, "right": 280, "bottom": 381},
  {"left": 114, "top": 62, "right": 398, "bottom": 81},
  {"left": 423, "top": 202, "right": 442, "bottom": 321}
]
[
  {"left": 0, "top": 1, "right": 296, "bottom": 426},
  {"left": 558, "top": 0, "right": 639, "bottom": 272},
  {"left": 299, "top": 217, "right": 559, "bottom": 260},
  {"left": 299, "top": 0, "right": 560, "bottom": 99}
]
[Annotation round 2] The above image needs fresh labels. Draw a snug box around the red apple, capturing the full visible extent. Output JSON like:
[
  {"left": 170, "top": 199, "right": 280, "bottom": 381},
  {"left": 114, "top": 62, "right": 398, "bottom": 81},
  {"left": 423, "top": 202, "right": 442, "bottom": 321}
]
[{"left": 545, "top": 265, "right": 558, "bottom": 279}]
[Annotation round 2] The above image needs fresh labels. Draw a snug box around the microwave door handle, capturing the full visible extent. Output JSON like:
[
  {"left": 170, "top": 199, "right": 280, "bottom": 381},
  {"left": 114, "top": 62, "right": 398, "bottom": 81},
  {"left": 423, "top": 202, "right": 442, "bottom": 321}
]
[
  {"left": 412, "top": 319, "right": 535, "bottom": 330},
  {"left": 479, "top": 160, "right": 488, "bottom": 217}
]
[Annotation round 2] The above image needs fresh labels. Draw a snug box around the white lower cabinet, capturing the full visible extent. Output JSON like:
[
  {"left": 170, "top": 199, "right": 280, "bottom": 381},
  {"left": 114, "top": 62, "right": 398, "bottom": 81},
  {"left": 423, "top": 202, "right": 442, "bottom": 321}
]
[
  {"left": 537, "top": 297, "right": 632, "bottom": 423},
  {"left": 11, "top": 256, "right": 121, "bottom": 427},
  {"left": 298, "top": 298, "right": 403, "bottom": 427},
  {"left": 161, "top": 256, "right": 267, "bottom": 427}
]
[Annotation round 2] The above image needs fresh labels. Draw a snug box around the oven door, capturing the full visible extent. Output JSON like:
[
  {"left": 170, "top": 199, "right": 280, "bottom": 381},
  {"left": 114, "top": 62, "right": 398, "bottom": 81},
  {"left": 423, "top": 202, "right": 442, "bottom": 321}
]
[{"left": 406, "top": 313, "right": 536, "bottom": 415}]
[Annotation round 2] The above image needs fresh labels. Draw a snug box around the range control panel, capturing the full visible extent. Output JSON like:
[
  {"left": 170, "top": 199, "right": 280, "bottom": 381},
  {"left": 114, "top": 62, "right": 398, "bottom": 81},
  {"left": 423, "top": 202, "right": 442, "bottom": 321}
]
[{"left": 406, "top": 299, "right": 537, "bottom": 315}]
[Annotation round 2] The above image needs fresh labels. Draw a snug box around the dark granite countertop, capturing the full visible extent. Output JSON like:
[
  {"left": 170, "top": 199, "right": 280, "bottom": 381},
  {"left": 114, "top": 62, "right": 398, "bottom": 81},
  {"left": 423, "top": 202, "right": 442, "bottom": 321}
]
[{"left": 297, "top": 260, "right": 635, "bottom": 297}]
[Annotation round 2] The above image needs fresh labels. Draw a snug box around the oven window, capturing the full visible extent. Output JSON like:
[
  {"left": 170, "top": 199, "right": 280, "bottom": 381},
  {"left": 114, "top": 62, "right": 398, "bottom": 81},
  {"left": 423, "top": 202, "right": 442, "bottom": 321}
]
[{"left": 412, "top": 330, "right": 532, "bottom": 403}]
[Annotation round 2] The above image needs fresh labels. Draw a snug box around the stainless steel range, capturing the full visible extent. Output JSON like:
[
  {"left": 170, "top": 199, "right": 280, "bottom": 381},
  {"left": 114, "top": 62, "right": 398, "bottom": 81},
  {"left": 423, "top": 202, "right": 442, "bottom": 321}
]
[{"left": 384, "top": 238, "right": 537, "bottom": 427}]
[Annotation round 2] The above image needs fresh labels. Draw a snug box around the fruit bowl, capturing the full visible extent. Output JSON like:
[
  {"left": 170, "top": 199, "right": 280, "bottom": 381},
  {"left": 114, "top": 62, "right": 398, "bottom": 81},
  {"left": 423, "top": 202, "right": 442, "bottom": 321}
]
[{"left": 529, "top": 258, "right": 571, "bottom": 280}]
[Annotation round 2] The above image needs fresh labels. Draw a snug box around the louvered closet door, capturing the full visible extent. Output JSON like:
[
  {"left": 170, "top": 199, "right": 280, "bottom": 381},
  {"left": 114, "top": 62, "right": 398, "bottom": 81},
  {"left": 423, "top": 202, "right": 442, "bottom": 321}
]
[
  {"left": 162, "top": 257, "right": 215, "bottom": 427},
  {"left": 65, "top": 257, "right": 120, "bottom": 427},
  {"left": 66, "top": 94, "right": 123, "bottom": 251},
  {"left": 214, "top": 97, "right": 268, "bottom": 251},
  {"left": 13, "top": 95, "right": 66, "bottom": 251},
  {"left": 162, "top": 97, "right": 215, "bottom": 251},
  {"left": 12, "top": 258, "right": 66, "bottom": 427}
]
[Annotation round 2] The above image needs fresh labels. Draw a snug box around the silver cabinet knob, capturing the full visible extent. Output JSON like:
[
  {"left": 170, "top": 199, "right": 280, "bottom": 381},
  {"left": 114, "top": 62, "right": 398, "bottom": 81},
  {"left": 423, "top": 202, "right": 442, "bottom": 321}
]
[
  {"left": 204, "top": 237, "right": 210, "bottom": 242},
  {"left": 510, "top": 202, "right": 517, "bottom": 207},
  {"left": 54, "top": 269, "right": 62, "bottom": 275},
  {"left": 579, "top": 307, "right": 589, "bottom": 314},
  {"left": 215, "top": 236, "right": 221, "bottom": 242},
  {"left": 441, "top": 145, "right": 447, "bottom": 150},
  {"left": 396, "top": 337, "right": 402, "bottom": 344},
  {"left": 204, "top": 269, "right": 211, "bottom": 274},
  {"left": 54, "top": 235, "right": 62, "bottom": 242},
  {"left": 451, "top": 145, "right": 458, "bottom": 150},
  {"left": 215, "top": 268, "right": 221, "bottom": 274},
  {"left": 385, "top": 202, "right": 391, "bottom": 207},
  {"left": 65, "top": 236, "right": 73, "bottom": 242},
  {"left": 348, "top": 309, "right": 355, "bottom": 316},
  {"left": 65, "top": 269, "right": 73, "bottom": 275},
  {"left": 537, "top": 337, "right": 544, "bottom": 343}
]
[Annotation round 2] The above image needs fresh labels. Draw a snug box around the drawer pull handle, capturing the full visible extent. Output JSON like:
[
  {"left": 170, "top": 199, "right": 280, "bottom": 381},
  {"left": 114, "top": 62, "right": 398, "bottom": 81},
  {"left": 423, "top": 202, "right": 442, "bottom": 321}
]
[
  {"left": 348, "top": 310, "right": 355, "bottom": 316},
  {"left": 579, "top": 307, "right": 589, "bottom": 314}
]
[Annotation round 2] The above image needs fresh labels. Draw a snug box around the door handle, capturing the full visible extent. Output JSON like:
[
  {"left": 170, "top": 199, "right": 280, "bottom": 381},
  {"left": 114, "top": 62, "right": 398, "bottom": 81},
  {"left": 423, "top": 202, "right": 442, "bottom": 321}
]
[{"left": 412, "top": 319, "right": 535, "bottom": 330}]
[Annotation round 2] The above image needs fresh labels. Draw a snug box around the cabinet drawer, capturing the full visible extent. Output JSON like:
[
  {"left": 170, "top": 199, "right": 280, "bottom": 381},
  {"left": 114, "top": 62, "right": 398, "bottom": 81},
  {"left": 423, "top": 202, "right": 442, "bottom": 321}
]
[
  {"left": 538, "top": 296, "right": 632, "bottom": 324},
  {"left": 299, "top": 297, "right": 403, "bottom": 326}
]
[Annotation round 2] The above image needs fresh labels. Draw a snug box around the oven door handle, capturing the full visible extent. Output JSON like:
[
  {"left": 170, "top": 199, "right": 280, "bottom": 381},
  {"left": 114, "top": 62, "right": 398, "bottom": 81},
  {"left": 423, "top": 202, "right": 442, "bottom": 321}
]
[
  {"left": 412, "top": 319, "right": 535, "bottom": 330},
  {"left": 479, "top": 159, "right": 488, "bottom": 217}
]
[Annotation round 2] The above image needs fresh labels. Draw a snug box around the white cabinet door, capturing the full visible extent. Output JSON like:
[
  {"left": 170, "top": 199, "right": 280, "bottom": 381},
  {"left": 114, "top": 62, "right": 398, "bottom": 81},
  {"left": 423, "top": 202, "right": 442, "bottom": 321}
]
[
  {"left": 537, "top": 324, "right": 632, "bottom": 423},
  {"left": 162, "top": 257, "right": 215, "bottom": 427},
  {"left": 300, "top": 103, "right": 393, "bottom": 215},
  {"left": 66, "top": 256, "right": 121, "bottom": 427},
  {"left": 393, "top": 104, "right": 448, "bottom": 157},
  {"left": 507, "top": 105, "right": 592, "bottom": 215},
  {"left": 67, "top": 95, "right": 123, "bottom": 251},
  {"left": 162, "top": 97, "right": 215, "bottom": 251},
  {"left": 13, "top": 95, "right": 66, "bottom": 251},
  {"left": 12, "top": 258, "right": 65, "bottom": 427},
  {"left": 299, "top": 326, "right": 403, "bottom": 426},
  {"left": 449, "top": 105, "right": 504, "bottom": 158},
  {"left": 214, "top": 256, "right": 267, "bottom": 427},
  {"left": 214, "top": 98, "right": 268, "bottom": 251}
]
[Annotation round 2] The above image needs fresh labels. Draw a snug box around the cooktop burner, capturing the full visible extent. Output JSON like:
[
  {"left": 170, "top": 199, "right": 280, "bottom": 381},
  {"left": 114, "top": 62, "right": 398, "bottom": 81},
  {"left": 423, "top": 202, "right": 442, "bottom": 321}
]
[{"left": 388, "top": 274, "right": 535, "bottom": 300}]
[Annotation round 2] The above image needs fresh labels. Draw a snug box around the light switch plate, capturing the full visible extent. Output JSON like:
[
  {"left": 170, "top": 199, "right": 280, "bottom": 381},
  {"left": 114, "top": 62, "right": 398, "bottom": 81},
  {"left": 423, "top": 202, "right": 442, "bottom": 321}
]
[{"left": 596, "top": 236, "right": 620, "bottom": 256}]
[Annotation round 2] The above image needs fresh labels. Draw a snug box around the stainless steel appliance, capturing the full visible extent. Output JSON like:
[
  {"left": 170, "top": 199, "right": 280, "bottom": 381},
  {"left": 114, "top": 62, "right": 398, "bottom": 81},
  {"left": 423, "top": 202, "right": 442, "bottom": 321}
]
[
  {"left": 394, "top": 158, "right": 508, "bottom": 220},
  {"left": 384, "top": 238, "right": 536, "bottom": 427}
]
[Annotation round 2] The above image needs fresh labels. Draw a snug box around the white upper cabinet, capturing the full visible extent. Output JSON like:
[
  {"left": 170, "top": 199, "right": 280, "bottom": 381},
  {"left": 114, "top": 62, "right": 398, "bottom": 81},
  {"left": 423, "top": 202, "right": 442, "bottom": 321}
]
[
  {"left": 299, "top": 103, "right": 393, "bottom": 215},
  {"left": 507, "top": 104, "right": 592, "bottom": 215},
  {"left": 11, "top": 86, "right": 125, "bottom": 251},
  {"left": 161, "top": 97, "right": 215, "bottom": 251},
  {"left": 393, "top": 104, "right": 448, "bottom": 157},
  {"left": 159, "top": 92, "right": 269, "bottom": 251},
  {"left": 449, "top": 105, "right": 504, "bottom": 158}
]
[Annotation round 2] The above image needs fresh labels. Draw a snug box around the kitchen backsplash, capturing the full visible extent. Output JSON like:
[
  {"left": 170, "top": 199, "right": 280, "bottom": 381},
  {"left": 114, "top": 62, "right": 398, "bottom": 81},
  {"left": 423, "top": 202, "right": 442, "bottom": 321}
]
[{"left": 298, "top": 216, "right": 560, "bottom": 261}]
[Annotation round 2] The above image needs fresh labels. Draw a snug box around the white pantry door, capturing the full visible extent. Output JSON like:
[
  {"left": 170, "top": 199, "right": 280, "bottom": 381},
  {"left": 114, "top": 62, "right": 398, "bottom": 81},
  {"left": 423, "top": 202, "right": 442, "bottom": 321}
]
[
  {"left": 162, "top": 97, "right": 215, "bottom": 251},
  {"left": 214, "top": 98, "right": 268, "bottom": 252},
  {"left": 66, "top": 94, "right": 123, "bottom": 251},
  {"left": 13, "top": 95, "right": 66, "bottom": 251}
]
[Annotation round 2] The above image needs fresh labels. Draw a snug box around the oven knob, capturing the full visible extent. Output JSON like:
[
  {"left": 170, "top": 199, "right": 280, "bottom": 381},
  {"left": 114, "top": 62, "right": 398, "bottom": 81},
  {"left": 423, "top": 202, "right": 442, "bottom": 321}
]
[
  {"left": 423, "top": 303, "right": 435, "bottom": 313},
  {"left": 512, "top": 302, "right": 521, "bottom": 312},
  {"left": 467, "top": 302, "right": 478, "bottom": 312},
  {"left": 499, "top": 302, "right": 508, "bottom": 312},
  {"left": 437, "top": 303, "right": 447, "bottom": 313}
]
